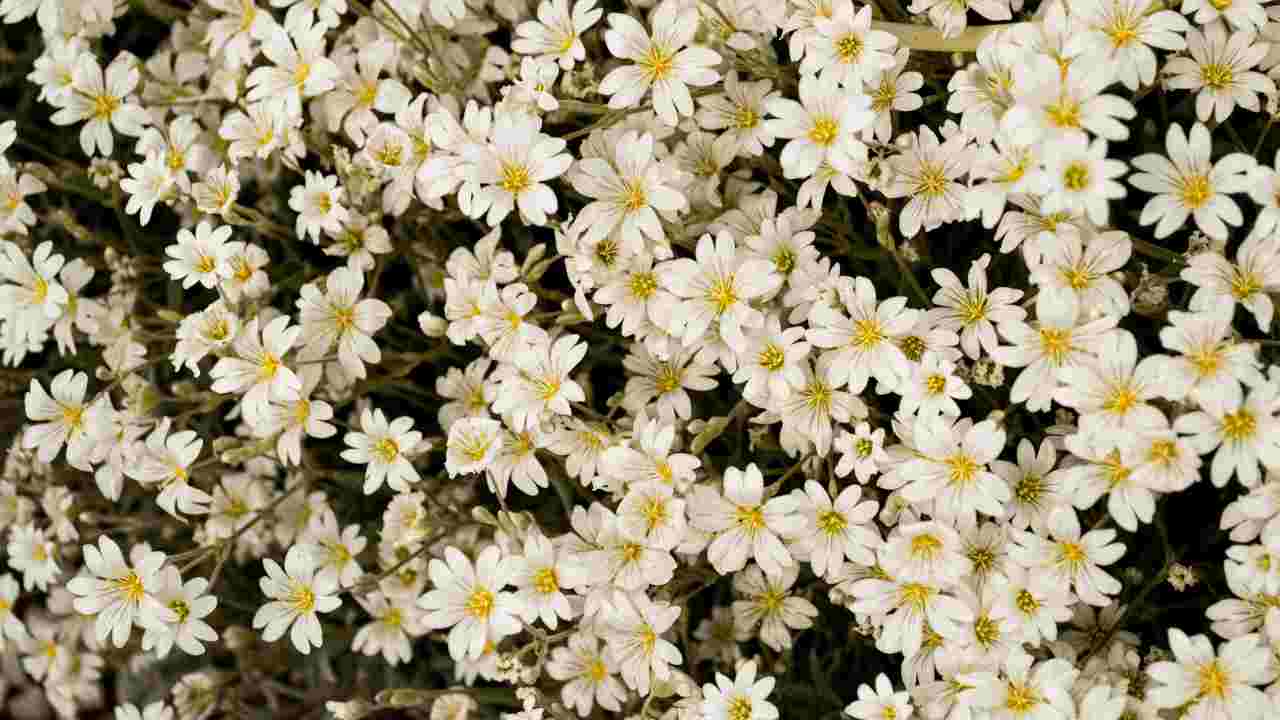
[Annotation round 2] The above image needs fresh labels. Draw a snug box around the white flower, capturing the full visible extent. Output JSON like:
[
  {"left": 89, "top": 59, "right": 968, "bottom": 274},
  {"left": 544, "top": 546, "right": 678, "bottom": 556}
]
[
  {"left": 696, "top": 71, "right": 779, "bottom": 157},
  {"left": 513, "top": 0, "right": 603, "bottom": 69},
  {"left": 845, "top": 673, "right": 913, "bottom": 720},
  {"left": 1041, "top": 134, "right": 1127, "bottom": 226},
  {"left": 141, "top": 566, "right": 219, "bottom": 658},
  {"left": 965, "top": 652, "right": 1077, "bottom": 720},
  {"left": 210, "top": 315, "right": 303, "bottom": 427},
  {"left": 807, "top": 275, "right": 919, "bottom": 394},
  {"left": 419, "top": 546, "right": 523, "bottom": 661},
  {"left": 464, "top": 111, "right": 570, "bottom": 227},
  {"left": 1147, "top": 630, "right": 1274, "bottom": 720},
  {"left": 787, "top": 481, "right": 879, "bottom": 579},
  {"left": 253, "top": 545, "right": 342, "bottom": 654},
  {"left": 509, "top": 531, "right": 578, "bottom": 629},
  {"left": 296, "top": 266, "right": 392, "bottom": 380},
  {"left": 602, "top": 590, "right": 682, "bottom": 696},
  {"left": 1165, "top": 22, "right": 1274, "bottom": 123},
  {"left": 547, "top": 632, "right": 627, "bottom": 716},
  {"left": 493, "top": 334, "right": 588, "bottom": 430},
  {"left": 701, "top": 660, "right": 778, "bottom": 720},
  {"left": 1070, "top": 0, "right": 1189, "bottom": 91},
  {"left": 1159, "top": 308, "right": 1263, "bottom": 414},
  {"left": 834, "top": 422, "right": 890, "bottom": 483},
  {"left": 1175, "top": 383, "right": 1280, "bottom": 488},
  {"left": 568, "top": 130, "right": 687, "bottom": 256},
  {"left": 289, "top": 171, "right": 350, "bottom": 243},
  {"left": 733, "top": 314, "right": 810, "bottom": 404},
  {"left": 1182, "top": 233, "right": 1280, "bottom": 330},
  {"left": 1030, "top": 229, "right": 1132, "bottom": 318},
  {"left": 598, "top": 2, "right": 722, "bottom": 125},
  {"left": 342, "top": 408, "right": 423, "bottom": 494},
  {"left": 662, "top": 231, "right": 780, "bottom": 353},
  {"left": 991, "top": 294, "right": 1119, "bottom": 413},
  {"left": 863, "top": 49, "right": 924, "bottom": 143},
  {"left": 0, "top": 240, "right": 68, "bottom": 343},
  {"left": 23, "top": 369, "right": 106, "bottom": 472},
  {"left": 446, "top": 416, "right": 504, "bottom": 477},
  {"left": 622, "top": 345, "right": 719, "bottom": 423},
  {"left": 689, "top": 463, "right": 800, "bottom": 577},
  {"left": 1055, "top": 329, "right": 1168, "bottom": 440},
  {"left": 898, "top": 351, "right": 972, "bottom": 419},
  {"left": 352, "top": 591, "right": 423, "bottom": 666},
  {"left": 164, "top": 221, "right": 235, "bottom": 289},
  {"left": 130, "top": 418, "right": 212, "bottom": 517},
  {"left": 300, "top": 508, "right": 367, "bottom": 589},
  {"left": 803, "top": 0, "right": 896, "bottom": 87},
  {"left": 765, "top": 73, "right": 871, "bottom": 181},
  {"left": 246, "top": 21, "right": 341, "bottom": 117},
  {"left": 67, "top": 536, "right": 175, "bottom": 647},
  {"left": 50, "top": 56, "right": 148, "bottom": 157},
  {"left": 1010, "top": 506, "right": 1125, "bottom": 606},
  {"left": 928, "top": 254, "right": 1024, "bottom": 360},
  {"left": 885, "top": 127, "right": 972, "bottom": 236},
  {"left": 1130, "top": 123, "right": 1253, "bottom": 240},
  {"left": 731, "top": 563, "right": 817, "bottom": 652}
]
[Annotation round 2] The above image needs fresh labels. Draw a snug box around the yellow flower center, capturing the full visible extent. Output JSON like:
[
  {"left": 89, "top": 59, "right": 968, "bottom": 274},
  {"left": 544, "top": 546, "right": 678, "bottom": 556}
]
[
  {"left": 856, "top": 438, "right": 874, "bottom": 458},
  {"left": 1179, "top": 174, "right": 1212, "bottom": 209},
  {"left": 916, "top": 165, "right": 949, "bottom": 197},
  {"left": 727, "top": 696, "right": 754, "bottom": 720},
  {"left": 374, "top": 437, "right": 400, "bottom": 463},
  {"left": 758, "top": 343, "right": 787, "bottom": 371},
  {"left": 735, "top": 504, "right": 766, "bottom": 531},
  {"left": 872, "top": 80, "right": 897, "bottom": 113},
  {"left": 974, "top": 614, "right": 1000, "bottom": 648},
  {"left": 587, "top": 659, "right": 608, "bottom": 682},
  {"left": 293, "top": 63, "right": 312, "bottom": 87},
  {"left": 853, "top": 318, "right": 885, "bottom": 348},
  {"left": 1201, "top": 63, "right": 1233, "bottom": 90},
  {"left": 196, "top": 254, "right": 217, "bottom": 274},
  {"left": 92, "top": 93, "right": 119, "bottom": 121},
  {"left": 808, "top": 117, "right": 839, "bottom": 146},
  {"left": 817, "top": 509, "right": 847, "bottom": 535},
  {"left": 289, "top": 582, "right": 316, "bottom": 613},
  {"left": 1230, "top": 270, "right": 1262, "bottom": 300},
  {"left": 622, "top": 181, "right": 647, "bottom": 212},
  {"left": 1222, "top": 409, "right": 1257, "bottom": 441},
  {"left": 911, "top": 533, "right": 943, "bottom": 558},
  {"left": 1146, "top": 441, "right": 1177, "bottom": 468},
  {"left": 707, "top": 275, "right": 739, "bottom": 314},
  {"left": 947, "top": 454, "right": 978, "bottom": 486},
  {"left": 734, "top": 106, "right": 759, "bottom": 129},
  {"left": 499, "top": 163, "right": 531, "bottom": 194},
  {"left": 898, "top": 582, "right": 934, "bottom": 610},
  {"left": 1102, "top": 385, "right": 1138, "bottom": 414},
  {"left": 836, "top": 34, "right": 863, "bottom": 62},
  {"left": 1057, "top": 541, "right": 1086, "bottom": 568},
  {"left": 655, "top": 363, "right": 683, "bottom": 394},
  {"left": 62, "top": 404, "right": 85, "bottom": 432},
  {"left": 1045, "top": 96, "right": 1081, "bottom": 129},
  {"left": 533, "top": 567, "right": 559, "bottom": 595},
  {"left": 925, "top": 374, "right": 947, "bottom": 395},
  {"left": 629, "top": 271, "right": 658, "bottom": 299},
  {"left": 1038, "top": 327, "right": 1072, "bottom": 364},
  {"left": 1015, "top": 588, "right": 1041, "bottom": 614},
  {"left": 642, "top": 497, "right": 668, "bottom": 530},
  {"left": 641, "top": 45, "right": 675, "bottom": 82},
  {"left": 898, "top": 335, "right": 926, "bottom": 361},
  {"left": 1062, "top": 162, "right": 1091, "bottom": 191},
  {"left": 170, "top": 599, "right": 191, "bottom": 623},
  {"left": 465, "top": 588, "right": 495, "bottom": 618},
  {"left": 595, "top": 239, "right": 620, "bottom": 268},
  {"left": 1005, "top": 682, "right": 1040, "bottom": 714},
  {"left": 113, "top": 572, "right": 146, "bottom": 603},
  {"left": 1198, "top": 660, "right": 1230, "bottom": 699}
]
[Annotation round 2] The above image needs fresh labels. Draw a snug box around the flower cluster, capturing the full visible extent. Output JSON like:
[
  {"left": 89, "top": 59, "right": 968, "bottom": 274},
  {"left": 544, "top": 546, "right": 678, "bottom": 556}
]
[{"left": 3, "top": 0, "right": 1280, "bottom": 719}]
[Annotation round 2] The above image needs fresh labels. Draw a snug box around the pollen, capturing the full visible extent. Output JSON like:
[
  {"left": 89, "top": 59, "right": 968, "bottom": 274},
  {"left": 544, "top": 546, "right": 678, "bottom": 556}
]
[
  {"left": 170, "top": 599, "right": 191, "bottom": 623},
  {"left": 374, "top": 437, "right": 400, "bottom": 463},
  {"left": 898, "top": 335, "right": 926, "bottom": 361},
  {"left": 289, "top": 583, "right": 316, "bottom": 613},
  {"left": 856, "top": 438, "right": 874, "bottom": 458},
  {"left": 465, "top": 588, "right": 495, "bottom": 618},
  {"left": 641, "top": 45, "right": 675, "bottom": 82},
  {"left": 735, "top": 504, "right": 767, "bottom": 531},
  {"left": 817, "top": 510, "right": 848, "bottom": 535},
  {"left": 911, "top": 533, "right": 943, "bottom": 558},
  {"left": 533, "top": 567, "right": 559, "bottom": 594},
  {"left": 1015, "top": 588, "right": 1041, "bottom": 615},
  {"left": 654, "top": 363, "right": 684, "bottom": 394},
  {"left": 642, "top": 497, "right": 668, "bottom": 530},
  {"left": 758, "top": 344, "right": 787, "bottom": 371},
  {"left": 916, "top": 165, "right": 949, "bottom": 197},
  {"left": 727, "top": 696, "right": 754, "bottom": 720},
  {"left": 1197, "top": 660, "right": 1230, "bottom": 699},
  {"left": 925, "top": 374, "right": 947, "bottom": 395},
  {"left": 1230, "top": 270, "right": 1261, "bottom": 300},
  {"left": 853, "top": 318, "right": 885, "bottom": 348},
  {"left": 1221, "top": 409, "right": 1257, "bottom": 442},
  {"left": 1004, "top": 682, "right": 1040, "bottom": 713},
  {"left": 946, "top": 454, "right": 979, "bottom": 486},
  {"left": 586, "top": 659, "right": 608, "bottom": 682},
  {"left": 1044, "top": 97, "right": 1081, "bottom": 129},
  {"left": 91, "top": 93, "right": 120, "bottom": 121},
  {"left": 707, "top": 275, "right": 739, "bottom": 314},
  {"left": 112, "top": 571, "right": 147, "bottom": 603},
  {"left": 1200, "top": 63, "right": 1233, "bottom": 90},
  {"left": 835, "top": 34, "right": 864, "bottom": 63},
  {"left": 196, "top": 254, "right": 217, "bottom": 274},
  {"left": 499, "top": 163, "right": 531, "bottom": 194},
  {"left": 1014, "top": 474, "right": 1045, "bottom": 506},
  {"left": 733, "top": 106, "right": 759, "bottom": 130},
  {"left": 1102, "top": 385, "right": 1138, "bottom": 415},
  {"left": 973, "top": 614, "right": 1000, "bottom": 648},
  {"left": 1062, "top": 162, "right": 1091, "bottom": 191},
  {"left": 629, "top": 271, "right": 658, "bottom": 299},
  {"left": 1060, "top": 265, "right": 1093, "bottom": 290},
  {"left": 808, "top": 117, "right": 839, "bottom": 147},
  {"left": 621, "top": 181, "right": 648, "bottom": 211},
  {"left": 1178, "top": 174, "right": 1212, "bottom": 209},
  {"left": 1038, "top": 327, "right": 1073, "bottom": 364}
]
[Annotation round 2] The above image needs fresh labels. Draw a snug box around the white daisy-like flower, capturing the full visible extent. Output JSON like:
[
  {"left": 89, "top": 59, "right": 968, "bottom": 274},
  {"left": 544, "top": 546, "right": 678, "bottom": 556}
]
[
  {"left": 1165, "top": 22, "right": 1275, "bottom": 123},
  {"left": 1130, "top": 122, "right": 1253, "bottom": 240},
  {"left": 67, "top": 536, "right": 176, "bottom": 648},
  {"left": 253, "top": 545, "right": 342, "bottom": 655},
  {"left": 342, "top": 408, "right": 423, "bottom": 494}
]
